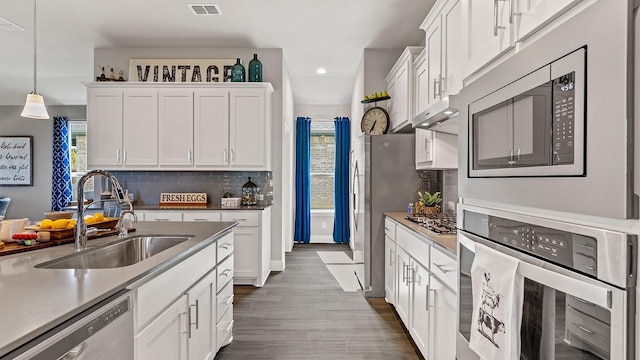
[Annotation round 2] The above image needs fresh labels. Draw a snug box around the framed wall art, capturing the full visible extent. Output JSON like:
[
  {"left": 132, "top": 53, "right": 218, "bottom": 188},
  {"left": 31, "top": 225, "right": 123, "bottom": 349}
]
[{"left": 0, "top": 136, "right": 33, "bottom": 186}]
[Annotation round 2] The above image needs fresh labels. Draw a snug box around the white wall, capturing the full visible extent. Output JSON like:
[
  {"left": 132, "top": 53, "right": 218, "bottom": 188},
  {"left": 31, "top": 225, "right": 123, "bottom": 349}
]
[
  {"left": 295, "top": 104, "right": 350, "bottom": 120},
  {"left": 0, "top": 105, "right": 86, "bottom": 219},
  {"left": 310, "top": 211, "right": 335, "bottom": 243},
  {"left": 94, "top": 47, "right": 287, "bottom": 270},
  {"left": 281, "top": 58, "right": 295, "bottom": 257}
]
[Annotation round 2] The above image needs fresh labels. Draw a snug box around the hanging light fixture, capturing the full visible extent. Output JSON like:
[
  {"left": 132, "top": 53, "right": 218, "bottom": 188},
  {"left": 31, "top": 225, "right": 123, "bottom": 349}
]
[{"left": 21, "top": 0, "right": 49, "bottom": 119}]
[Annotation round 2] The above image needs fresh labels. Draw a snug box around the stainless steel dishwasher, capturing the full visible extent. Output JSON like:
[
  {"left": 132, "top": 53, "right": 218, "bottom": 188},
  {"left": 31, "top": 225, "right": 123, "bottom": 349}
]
[{"left": 4, "top": 291, "right": 133, "bottom": 360}]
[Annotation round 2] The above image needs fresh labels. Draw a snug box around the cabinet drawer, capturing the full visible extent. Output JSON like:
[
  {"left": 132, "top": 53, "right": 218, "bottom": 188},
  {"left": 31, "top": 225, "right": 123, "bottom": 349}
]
[
  {"left": 216, "top": 304, "right": 234, "bottom": 350},
  {"left": 565, "top": 305, "right": 610, "bottom": 356},
  {"left": 183, "top": 211, "right": 221, "bottom": 222},
  {"left": 221, "top": 211, "right": 259, "bottom": 227},
  {"left": 142, "top": 211, "right": 183, "bottom": 222},
  {"left": 217, "top": 233, "right": 234, "bottom": 263},
  {"left": 384, "top": 217, "right": 397, "bottom": 240},
  {"left": 396, "top": 226, "right": 429, "bottom": 267},
  {"left": 430, "top": 245, "right": 457, "bottom": 291},
  {"left": 566, "top": 295, "right": 611, "bottom": 325},
  {"left": 217, "top": 255, "right": 234, "bottom": 292},
  {"left": 216, "top": 281, "right": 234, "bottom": 323}
]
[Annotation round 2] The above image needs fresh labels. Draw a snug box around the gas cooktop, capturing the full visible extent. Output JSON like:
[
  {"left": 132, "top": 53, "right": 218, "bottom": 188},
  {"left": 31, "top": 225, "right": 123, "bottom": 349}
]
[{"left": 405, "top": 214, "right": 457, "bottom": 235}]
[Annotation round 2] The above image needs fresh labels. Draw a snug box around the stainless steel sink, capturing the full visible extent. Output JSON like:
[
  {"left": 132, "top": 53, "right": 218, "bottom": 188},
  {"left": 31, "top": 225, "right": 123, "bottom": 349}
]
[{"left": 36, "top": 235, "right": 193, "bottom": 269}]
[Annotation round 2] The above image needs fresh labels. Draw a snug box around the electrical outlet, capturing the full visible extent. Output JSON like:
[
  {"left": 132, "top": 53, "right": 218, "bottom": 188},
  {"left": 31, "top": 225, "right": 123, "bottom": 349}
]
[
  {"left": 321, "top": 222, "right": 326, "bottom": 229},
  {"left": 448, "top": 201, "right": 455, "bottom": 211}
]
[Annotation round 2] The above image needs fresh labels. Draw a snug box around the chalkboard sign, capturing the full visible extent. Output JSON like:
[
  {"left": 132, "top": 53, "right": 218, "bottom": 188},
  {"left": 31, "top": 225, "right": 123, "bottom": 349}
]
[{"left": 0, "top": 136, "right": 33, "bottom": 186}]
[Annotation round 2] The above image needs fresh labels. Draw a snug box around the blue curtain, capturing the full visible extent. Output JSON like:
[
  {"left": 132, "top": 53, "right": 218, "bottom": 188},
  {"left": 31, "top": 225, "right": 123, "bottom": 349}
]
[
  {"left": 51, "top": 117, "right": 72, "bottom": 211},
  {"left": 294, "top": 117, "right": 311, "bottom": 244},
  {"left": 333, "top": 117, "right": 350, "bottom": 244}
]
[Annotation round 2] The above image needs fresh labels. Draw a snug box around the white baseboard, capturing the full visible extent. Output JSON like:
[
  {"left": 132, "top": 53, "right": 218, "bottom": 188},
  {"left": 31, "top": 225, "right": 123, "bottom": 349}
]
[{"left": 271, "top": 260, "right": 285, "bottom": 272}]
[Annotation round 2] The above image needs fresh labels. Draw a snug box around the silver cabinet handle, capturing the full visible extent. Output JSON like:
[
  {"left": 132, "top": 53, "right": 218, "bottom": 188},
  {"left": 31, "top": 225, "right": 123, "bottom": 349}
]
[
  {"left": 188, "top": 149, "right": 192, "bottom": 163},
  {"left": 508, "top": 149, "right": 516, "bottom": 165},
  {"left": 116, "top": 148, "right": 121, "bottom": 164},
  {"left": 155, "top": 218, "right": 170, "bottom": 221},
  {"left": 193, "top": 218, "right": 208, "bottom": 221},
  {"left": 221, "top": 269, "right": 232, "bottom": 277},
  {"left": 574, "top": 297, "right": 596, "bottom": 306},
  {"left": 123, "top": 150, "right": 127, "bottom": 164},
  {"left": 232, "top": 218, "right": 247, "bottom": 221},
  {"left": 433, "top": 78, "right": 440, "bottom": 99},
  {"left": 185, "top": 310, "right": 192, "bottom": 338},
  {"left": 224, "top": 295, "right": 234, "bottom": 305},
  {"left": 189, "top": 299, "right": 199, "bottom": 333},
  {"left": 573, "top": 323, "right": 596, "bottom": 335},
  {"left": 402, "top": 263, "right": 408, "bottom": 283},
  {"left": 434, "top": 263, "right": 454, "bottom": 274},
  {"left": 231, "top": 149, "right": 235, "bottom": 162},
  {"left": 224, "top": 320, "right": 234, "bottom": 333},
  {"left": 509, "top": 0, "right": 521, "bottom": 24},
  {"left": 584, "top": 264, "right": 596, "bottom": 271},
  {"left": 426, "top": 285, "right": 436, "bottom": 309},
  {"left": 224, "top": 149, "right": 228, "bottom": 162},
  {"left": 440, "top": 75, "right": 446, "bottom": 95},
  {"left": 493, "top": 0, "right": 507, "bottom": 36},
  {"left": 516, "top": 148, "right": 520, "bottom": 161},
  {"left": 407, "top": 266, "right": 415, "bottom": 284}
]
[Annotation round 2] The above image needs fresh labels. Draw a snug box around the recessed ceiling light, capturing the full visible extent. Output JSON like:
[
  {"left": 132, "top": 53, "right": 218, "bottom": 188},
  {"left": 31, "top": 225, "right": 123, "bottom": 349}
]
[
  {"left": 316, "top": 68, "right": 327, "bottom": 75},
  {"left": 443, "top": 110, "right": 453, "bottom": 115},
  {"left": 0, "top": 16, "right": 25, "bottom": 31},
  {"left": 188, "top": 4, "right": 222, "bottom": 15}
]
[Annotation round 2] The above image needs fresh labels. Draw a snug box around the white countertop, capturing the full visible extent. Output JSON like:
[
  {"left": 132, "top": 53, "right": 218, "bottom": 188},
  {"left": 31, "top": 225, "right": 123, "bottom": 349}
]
[{"left": 0, "top": 221, "right": 236, "bottom": 357}]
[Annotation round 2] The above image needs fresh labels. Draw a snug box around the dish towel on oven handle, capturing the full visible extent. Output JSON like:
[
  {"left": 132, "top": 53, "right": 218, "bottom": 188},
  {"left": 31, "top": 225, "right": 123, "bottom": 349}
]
[{"left": 469, "top": 242, "right": 524, "bottom": 360}]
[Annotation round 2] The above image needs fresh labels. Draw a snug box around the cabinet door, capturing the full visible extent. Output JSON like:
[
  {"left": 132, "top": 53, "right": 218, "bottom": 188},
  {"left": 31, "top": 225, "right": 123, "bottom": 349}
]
[
  {"left": 159, "top": 90, "right": 194, "bottom": 166},
  {"left": 231, "top": 226, "right": 260, "bottom": 281},
  {"left": 87, "top": 88, "right": 123, "bottom": 167},
  {"left": 429, "top": 275, "right": 456, "bottom": 360},
  {"left": 513, "top": 0, "right": 582, "bottom": 42},
  {"left": 183, "top": 211, "right": 222, "bottom": 222},
  {"left": 394, "top": 63, "right": 410, "bottom": 130},
  {"left": 187, "top": 271, "right": 216, "bottom": 360},
  {"left": 123, "top": 90, "right": 158, "bottom": 166},
  {"left": 229, "top": 89, "right": 266, "bottom": 167},
  {"left": 415, "top": 128, "right": 429, "bottom": 167},
  {"left": 140, "top": 211, "right": 183, "bottom": 222},
  {"left": 384, "top": 237, "right": 396, "bottom": 304},
  {"left": 194, "top": 90, "right": 229, "bottom": 166},
  {"left": 442, "top": 0, "right": 463, "bottom": 95},
  {"left": 414, "top": 53, "right": 429, "bottom": 116},
  {"left": 425, "top": 17, "right": 442, "bottom": 108},
  {"left": 395, "top": 246, "right": 411, "bottom": 327},
  {"left": 409, "top": 260, "right": 430, "bottom": 358},
  {"left": 461, "top": 0, "right": 513, "bottom": 77},
  {"left": 136, "top": 295, "right": 188, "bottom": 360}
]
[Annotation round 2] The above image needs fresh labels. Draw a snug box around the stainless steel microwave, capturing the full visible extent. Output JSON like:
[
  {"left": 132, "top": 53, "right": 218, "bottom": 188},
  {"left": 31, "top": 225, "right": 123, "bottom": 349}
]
[{"left": 468, "top": 47, "right": 585, "bottom": 177}]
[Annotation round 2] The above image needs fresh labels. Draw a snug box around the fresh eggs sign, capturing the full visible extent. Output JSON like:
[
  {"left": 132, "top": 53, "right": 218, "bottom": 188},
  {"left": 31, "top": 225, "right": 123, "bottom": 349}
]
[{"left": 128, "top": 59, "right": 236, "bottom": 83}]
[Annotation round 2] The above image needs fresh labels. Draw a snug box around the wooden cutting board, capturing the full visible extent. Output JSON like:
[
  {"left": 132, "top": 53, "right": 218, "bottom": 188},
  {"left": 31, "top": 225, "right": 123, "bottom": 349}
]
[
  {"left": 25, "top": 219, "right": 119, "bottom": 240},
  {"left": 0, "top": 228, "right": 136, "bottom": 256}
]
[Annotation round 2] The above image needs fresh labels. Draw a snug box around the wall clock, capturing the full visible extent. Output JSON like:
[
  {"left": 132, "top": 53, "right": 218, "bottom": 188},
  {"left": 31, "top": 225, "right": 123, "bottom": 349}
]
[{"left": 361, "top": 107, "right": 390, "bottom": 135}]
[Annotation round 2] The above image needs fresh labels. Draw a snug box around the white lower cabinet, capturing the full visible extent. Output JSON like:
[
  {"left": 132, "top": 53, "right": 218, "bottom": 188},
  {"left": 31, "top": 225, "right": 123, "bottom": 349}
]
[
  {"left": 384, "top": 235, "right": 396, "bottom": 305},
  {"left": 133, "top": 233, "right": 234, "bottom": 360},
  {"left": 385, "top": 216, "right": 457, "bottom": 360}
]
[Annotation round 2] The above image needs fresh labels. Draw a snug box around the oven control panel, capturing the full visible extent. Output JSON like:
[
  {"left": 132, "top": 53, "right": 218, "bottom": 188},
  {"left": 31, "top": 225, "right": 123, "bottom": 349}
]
[{"left": 465, "top": 211, "right": 598, "bottom": 278}]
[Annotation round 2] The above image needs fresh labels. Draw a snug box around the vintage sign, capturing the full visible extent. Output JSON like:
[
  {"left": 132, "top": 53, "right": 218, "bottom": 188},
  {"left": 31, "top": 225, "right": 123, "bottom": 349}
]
[
  {"left": 160, "top": 192, "right": 208, "bottom": 205},
  {"left": 129, "top": 59, "right": 236, "bottom": 83},
  {"left": 0, "top": 136, "right": 32, "bottom": 186}
]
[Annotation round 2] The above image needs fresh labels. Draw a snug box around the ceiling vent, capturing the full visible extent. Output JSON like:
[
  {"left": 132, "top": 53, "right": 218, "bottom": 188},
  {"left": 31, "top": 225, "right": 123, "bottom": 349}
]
[
  {"left": 188, "top": 4, "right": 222, "bottom": 15},
  {"left": 0, "top": 16, "right": 25, "bottom": 31}
]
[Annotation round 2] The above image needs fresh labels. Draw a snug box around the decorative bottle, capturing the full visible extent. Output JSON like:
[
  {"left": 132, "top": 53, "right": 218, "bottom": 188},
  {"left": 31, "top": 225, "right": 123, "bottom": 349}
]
[
  {"left": 242, "top": 177, "right": 258, "bottom": 206},
  {"left": 248, "top": 54, "right": 263, "bottom": 82},
  {"left": 231, "top": 58, "right": 245, "bottom": 82}
]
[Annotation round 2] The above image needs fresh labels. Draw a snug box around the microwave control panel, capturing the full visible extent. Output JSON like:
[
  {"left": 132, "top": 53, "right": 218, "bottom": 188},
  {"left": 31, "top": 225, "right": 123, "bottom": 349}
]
[{"left": 552, "top": 71, "right": 576, "bottom": 165}]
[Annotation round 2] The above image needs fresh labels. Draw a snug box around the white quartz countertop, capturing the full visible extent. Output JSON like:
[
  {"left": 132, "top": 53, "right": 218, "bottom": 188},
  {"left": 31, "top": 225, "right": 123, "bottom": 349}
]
[{"left": 0, "top": 221, "right": 236, "bottom": 357}]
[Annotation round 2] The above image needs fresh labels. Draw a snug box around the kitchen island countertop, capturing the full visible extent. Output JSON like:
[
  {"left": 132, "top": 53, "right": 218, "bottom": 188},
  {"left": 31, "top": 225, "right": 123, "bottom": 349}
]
[
  {"left": 384, "top": 212, "right": 457, "bottom": 254},
  {"left": 0, "top": 221, "right": 236, "bottom": 358}
]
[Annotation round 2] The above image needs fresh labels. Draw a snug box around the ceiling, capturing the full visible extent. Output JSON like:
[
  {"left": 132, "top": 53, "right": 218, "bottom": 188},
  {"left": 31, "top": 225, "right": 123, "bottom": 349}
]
[{"left": 0, "top": 0, "right": 434, "bottom": 107}]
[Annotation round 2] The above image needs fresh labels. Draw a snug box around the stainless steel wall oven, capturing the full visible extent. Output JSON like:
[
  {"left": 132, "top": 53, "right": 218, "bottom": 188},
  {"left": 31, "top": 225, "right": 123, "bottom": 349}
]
[{"left": 456, "top": 205, "right": 637, "bottom": 360}]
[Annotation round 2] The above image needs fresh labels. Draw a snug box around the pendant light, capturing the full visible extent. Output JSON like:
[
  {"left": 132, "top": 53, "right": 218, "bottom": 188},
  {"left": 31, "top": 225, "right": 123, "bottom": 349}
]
[{"left": 21, "top": 0, "right": 49, "bottom": 119}]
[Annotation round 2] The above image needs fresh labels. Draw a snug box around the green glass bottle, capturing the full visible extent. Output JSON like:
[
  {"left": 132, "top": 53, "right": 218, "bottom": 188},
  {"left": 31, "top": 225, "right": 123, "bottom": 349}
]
[
  {"left": 231, "top": 58, "right": 245, "bottom": 82},
  {"left": 248, "top": 54, "right": 262, "bottom": 82}
]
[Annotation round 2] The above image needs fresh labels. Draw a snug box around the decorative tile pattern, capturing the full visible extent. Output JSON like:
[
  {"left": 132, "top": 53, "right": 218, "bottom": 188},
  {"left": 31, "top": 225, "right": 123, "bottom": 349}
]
[{"left": 51, "top": 117, "right": 72, "bottom": 211}]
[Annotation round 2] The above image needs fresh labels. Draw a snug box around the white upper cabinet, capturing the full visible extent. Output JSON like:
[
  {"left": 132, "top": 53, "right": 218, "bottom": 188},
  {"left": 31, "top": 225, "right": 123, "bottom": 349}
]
[
  {"left": 425, "top": 18, "right": 443, "bottom": 109},
  {"left": 194, "top": 90, "right": 229, "bottom": 166},
  {"left": 512, "top": 0, "right": 583, "bottom": 42},
  {"left": 461, "top": 0, "right": 514, "bottom": 78},
  {"left": 416, "top": 129, "right": 458, "bottom": 170},
  {"left": 440, "top": 0, "right": 463, "bottom": 96},
  {"left": 159, "top": 90, "right": 194, "bottom": 166},
  {"left": 86, "top": 83, "right": 273, "bottom": 171},
  {"left": 386, "top": 47, "right": 423, "bottom": 132}
]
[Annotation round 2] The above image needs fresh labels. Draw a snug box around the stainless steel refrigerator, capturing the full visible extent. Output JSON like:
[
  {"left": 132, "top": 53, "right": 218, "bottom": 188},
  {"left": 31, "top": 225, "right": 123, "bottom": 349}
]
[{"left": 351, "top": 133, "right": 419, "bottom": 297}]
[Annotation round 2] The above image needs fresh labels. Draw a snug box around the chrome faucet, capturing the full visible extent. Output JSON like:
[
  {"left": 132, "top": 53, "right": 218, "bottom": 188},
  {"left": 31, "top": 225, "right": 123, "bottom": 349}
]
[
  {"left": 117, "top": 201, "right": 137, "bottom": 238},
  {"left": 75, "top": 170, "right": 127, "bottom": 250}
]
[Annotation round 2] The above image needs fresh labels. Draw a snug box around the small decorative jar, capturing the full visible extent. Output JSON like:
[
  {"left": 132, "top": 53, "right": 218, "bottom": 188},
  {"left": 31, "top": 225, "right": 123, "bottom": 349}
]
[
  {"left": 231, "top": 58, "right": 245, "bottom": 82},
  {"left": 248, "top": 54, "right": 262, "bottom": 82},
  {"left": 242, "top": 177, "right": 258, "bottom": 206}
]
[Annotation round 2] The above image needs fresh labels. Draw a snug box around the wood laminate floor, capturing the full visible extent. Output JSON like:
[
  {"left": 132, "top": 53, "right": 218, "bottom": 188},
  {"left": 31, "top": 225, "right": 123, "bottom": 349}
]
[{"left": 215, "top": 243, "right": 421, "bottom": 360}]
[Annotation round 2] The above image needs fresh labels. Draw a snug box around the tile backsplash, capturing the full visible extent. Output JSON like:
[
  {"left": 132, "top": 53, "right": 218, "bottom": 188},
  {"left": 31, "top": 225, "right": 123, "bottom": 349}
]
[{"left": 110, "top": 171, "right": 272, "bottom": 205}]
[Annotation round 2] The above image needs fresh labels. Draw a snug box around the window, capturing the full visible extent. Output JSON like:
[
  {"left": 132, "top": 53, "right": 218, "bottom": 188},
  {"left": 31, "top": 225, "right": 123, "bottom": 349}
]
[
  {"left": 310, "top": 121, "right": 335, "bottom": 210},
  {"left": 69, "top": 121, "right": 91, "bottom": 201}
]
